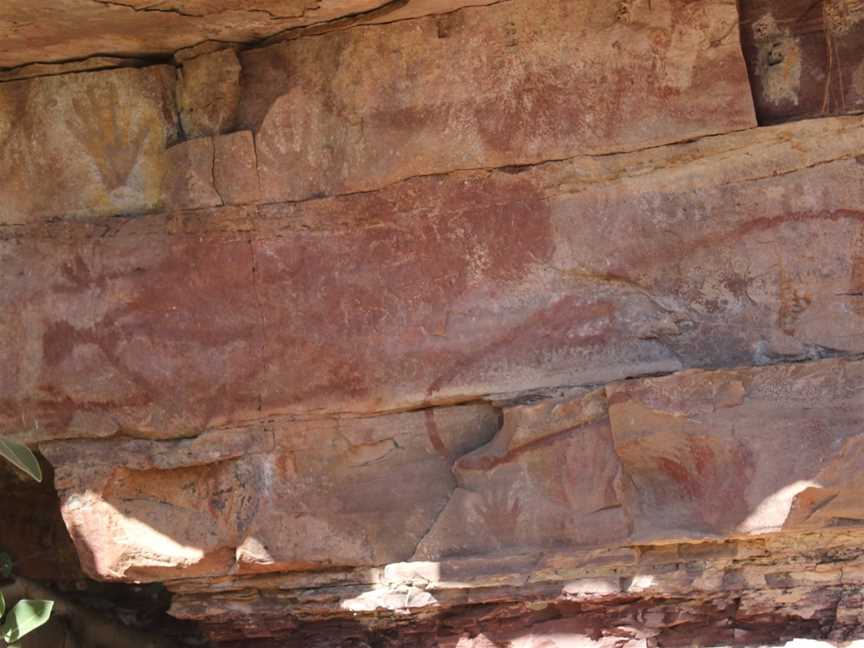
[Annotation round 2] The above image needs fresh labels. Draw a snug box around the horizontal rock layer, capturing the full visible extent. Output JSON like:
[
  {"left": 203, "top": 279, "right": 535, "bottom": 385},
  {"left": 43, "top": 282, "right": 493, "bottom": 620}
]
[
  {"left": 40, "top": 356, "right": 864, "bottom": 642},
  {"left": 0, "top": 0, "right": 388, "bottom": 69},
  {"left": 1, "top": 0, "right": 757, "bottom": 226},
  {"left": 240, "top": 0, "right": 756, "bottom": 201},
  {"left": 3, "top": 115, "right": 864, "bottom": 442},
  {"left": 172, "top": 529, "right": 864, "bottom": 646}
]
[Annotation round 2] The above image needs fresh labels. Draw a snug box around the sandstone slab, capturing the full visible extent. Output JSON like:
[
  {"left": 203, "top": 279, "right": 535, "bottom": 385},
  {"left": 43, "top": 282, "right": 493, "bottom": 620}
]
[
  {"left": 242, "top": 0, "right": 756, "bottom": 201},
  {"left": 161, "top": 137, "right": 223, "bottom": 210},
  {"left": 178, "top": 48, "right": 242, "bottom": 138},
  {"left": 214, "top": 131, "right": 261, "bottom": 205},
  {"left": 41, "top": 404, "right": 499, "bottom": 581},
  {"left": 608, "top": 358, "right": 864, "bottom": 542},
  {"left": 0, "top": 0, "right": 393, "bottom": 69},
  {"left": 162, "top": 131, "right": 262, "bottom": 209},
  {"left": 415, "top": 389, "right": 630, "bottom": 560},
  {"left": 40, "top": 357, "right": 864, "bottom": 586},
  {"left": 2, "top": 117, "right": 864, "bottom": 440},
  {"left": 170, "top": 530, "right": 864, "bottom": 645},
  {"left": 0, "top": 66, "right": 179, "bottom": 224}
]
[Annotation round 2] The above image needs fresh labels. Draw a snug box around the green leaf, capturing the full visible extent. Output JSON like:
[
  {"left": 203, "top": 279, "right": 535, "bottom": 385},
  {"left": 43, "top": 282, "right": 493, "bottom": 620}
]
[
  {"left": 0, "top": 592, "right": 5, "bottom": 617},
  {"left": 0, "top": 600, "right": 53, "bottom": 643},
  {"left": 0, "top": 438, "right": 42, "bottom": 482},
  {"left": 0, "top": 553, "right": 12, "bottom": 579}
]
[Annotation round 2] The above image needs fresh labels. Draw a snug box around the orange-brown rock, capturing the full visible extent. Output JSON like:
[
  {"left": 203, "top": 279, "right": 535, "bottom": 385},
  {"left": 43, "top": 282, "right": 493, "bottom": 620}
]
[
  {"left": 414, "top": 389, "right": 630, "bottom": 560},
  {"left": 0, "top": 66, "right": 178, "bottom": 224},
  {"left": 3, "top": 116, "right": 864, "bottom": 442},
  {"left": 178, "top": 49, "right": 242, "bottom": 138},
  {"left": 3, "top": 1, "right": 864, "bottom": 645},
  {"left": 42, "top": 405, "right": 499, "bottom": 580},
  {"left": 0, "top": 1, "right": 389, "bottom": 69},
  {"left": 40, "top": 357, "right": 864, "bottom": 643},
  {"left": 242, "top": 0, "right": 756, "bottom": 201},
  {"left": 608, "top": 359, "right": 864, "bottom": 542}
]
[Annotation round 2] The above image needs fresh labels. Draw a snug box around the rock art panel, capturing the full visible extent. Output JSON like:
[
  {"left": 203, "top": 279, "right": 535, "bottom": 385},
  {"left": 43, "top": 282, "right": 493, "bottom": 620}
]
[
  {"left": 242, "top": 0, "right": 756, "bottom": 201},
  {"left": 3, "top": 117, "right": 864, "bottom": 440},
  {"left": 608, "top": 358, "right": 864, "bottom": 542},
  {"left": 415, "top": 389, "right": 630, "bottom": 559},
  {"left": 0, "top": 209, "right": 264, "bottom": 442},
  {"left": 740, "top": 0, "right": 864, "bottom": 123},
  {"left": 0, "top": 66, "right": 179, "bottom": 224},
  {"left": 41, "top": 404, "right": 499, "bottom": 581}
]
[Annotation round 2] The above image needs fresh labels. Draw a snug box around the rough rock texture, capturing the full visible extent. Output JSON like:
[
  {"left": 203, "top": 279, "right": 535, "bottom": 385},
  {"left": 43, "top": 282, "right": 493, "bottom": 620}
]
[
  {"left": 0, "top": 0, "right": 387, "bottom": 69},
  {"left": 241, "top": 0, "right": 756, "bottom": 201},
  {"left": 43, "top": 405, "right": 501, "bottom": 581},
  {"left": 740, "top": 0, "right": 864, "bottom": 123},
  {"left": 170, "top": 529, "right": 864, "bottom": 646},
  {"left": 178, "top": 48, "right": 242, "bottom": 138},
  {"left": 4, "top": 115, "right": 864, "bottom": 443},
  {"left": 0, "top": 65, "right": 178, "bottom": 224},
  {"left": 43, "top": 357, "right": 864, "bottom": 643},
  {"left": 2, "top": 0, "right": 864, "bottom": 646},
  {"left": 0, "top": 1, "right": 509, "bottom": 71}
]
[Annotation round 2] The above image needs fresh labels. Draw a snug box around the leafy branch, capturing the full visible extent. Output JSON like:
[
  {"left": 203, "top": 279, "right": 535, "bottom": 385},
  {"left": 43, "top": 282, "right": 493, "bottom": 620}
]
[{"left": 0, "top": 436, "right": 52, "bottom": 646}]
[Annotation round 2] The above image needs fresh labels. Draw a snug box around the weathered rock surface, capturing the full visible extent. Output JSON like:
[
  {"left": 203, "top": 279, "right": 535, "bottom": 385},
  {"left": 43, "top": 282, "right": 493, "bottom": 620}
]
[
  {"left": 177, "top": 48, "right": 242, "bottom": 138},
  {"left": 3, "top": 116, "right": 864, "bottom": 442},
  {"left": 0, "top": 0, "right": 388, "bottom": 69},
  {"left": 242, "top": 0, "right": 756, "bottom": 201},
  {"left": 609, "top": 360, "right": 864, "bottom": 541},
  {"left": 0, "top": 65, "right": 178, "bottom": 224},
  {"left": 172, "top": 529, "right": 864, "bottom": 646},
  {"left": 740, "top": 0, "right": 864, "bottom": 123},
  {"left": 40, "top": 357, "right": 864, "bottom": 642},
  {"left": 414, "top": 389, "right": 630, "bottom": 560},
  {"left": 169, "top": 530, "right": 864, "bottom": 646},
  {"left": 2, "top": 1, "right": 864, "bottom": 646},
  {"left": 0, "top": 1, "right": 517, "bottom": 72},
  {"left": 43, "top": 404, "right": 500, "bottom": 581}
]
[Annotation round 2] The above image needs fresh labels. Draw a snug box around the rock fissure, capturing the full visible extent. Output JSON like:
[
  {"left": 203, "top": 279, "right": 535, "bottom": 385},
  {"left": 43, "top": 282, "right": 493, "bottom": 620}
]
[{"left": 91, "top": 0, "right": 204, "bottom": 18}]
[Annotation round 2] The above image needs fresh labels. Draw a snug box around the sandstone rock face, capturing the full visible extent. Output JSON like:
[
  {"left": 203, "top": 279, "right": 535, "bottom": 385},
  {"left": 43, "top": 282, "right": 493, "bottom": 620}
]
[
  {"left": 242, "top": 0, "right": 756, "bottom": 201},
  {"left": 0, "top": 1, "right": 388, "bottom": 69},
  {"left": 0, "top": 1, "right": 512, "bottom": 71},
  {"left": 44, "top": 405, "right": 500, "bottom": 581},
  {"left": 0, "top": 66, "right": 178, "bottom": 224},
  {"left": 178, "top": 49, "right": 242, "bottom": 138},
  {"left": 4, "top": 116, "right": 864, "bottom": 443},
  {"left": 40, "top": 357, "right": 864, "bottom": 578},
  {"left": 3, "top": 0, "right": 864, "bottom": 645}
]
